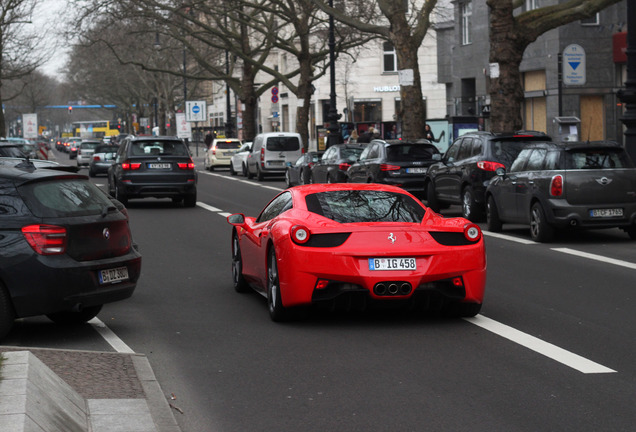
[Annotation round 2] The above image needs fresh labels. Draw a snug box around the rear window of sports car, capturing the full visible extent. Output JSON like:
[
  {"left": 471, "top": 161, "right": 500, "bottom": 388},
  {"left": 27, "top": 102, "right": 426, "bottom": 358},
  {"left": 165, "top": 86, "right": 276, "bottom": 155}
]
[{"left": 305, "top": 190, "right": 425, "bottom": 223}]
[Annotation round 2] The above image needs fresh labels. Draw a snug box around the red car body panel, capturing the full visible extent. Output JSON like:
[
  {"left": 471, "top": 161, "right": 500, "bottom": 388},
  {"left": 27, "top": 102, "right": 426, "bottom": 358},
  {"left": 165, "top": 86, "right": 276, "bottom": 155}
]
[{"left": 230, "top": 183, "right": 486, "bottom": 311}]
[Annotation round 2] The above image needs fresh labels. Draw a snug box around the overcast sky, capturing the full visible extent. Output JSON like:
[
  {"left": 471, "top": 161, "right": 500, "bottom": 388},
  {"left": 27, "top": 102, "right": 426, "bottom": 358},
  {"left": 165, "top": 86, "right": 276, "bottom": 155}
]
[{"left": 32, "top": 0, "right": 70, "bottom": 78}]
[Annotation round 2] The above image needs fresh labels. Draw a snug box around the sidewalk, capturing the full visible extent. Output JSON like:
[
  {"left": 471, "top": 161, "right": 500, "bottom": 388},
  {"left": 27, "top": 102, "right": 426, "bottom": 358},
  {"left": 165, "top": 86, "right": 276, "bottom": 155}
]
[{"left": 0, "top": 347, "right": 182, "bottom": 432}]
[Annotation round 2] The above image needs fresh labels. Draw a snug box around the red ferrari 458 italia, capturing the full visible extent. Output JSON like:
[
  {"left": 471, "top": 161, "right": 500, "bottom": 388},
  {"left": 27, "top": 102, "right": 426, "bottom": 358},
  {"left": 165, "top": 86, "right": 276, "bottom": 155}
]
[{"left": 227, "top": 183, "right": 486, "bottom": 321}]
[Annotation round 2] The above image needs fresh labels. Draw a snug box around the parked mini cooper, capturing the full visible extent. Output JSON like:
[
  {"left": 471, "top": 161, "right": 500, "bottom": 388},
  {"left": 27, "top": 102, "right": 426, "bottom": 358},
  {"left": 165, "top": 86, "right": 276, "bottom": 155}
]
[{"left": 485, "top": 141, "right": 636, "bottom": 242}]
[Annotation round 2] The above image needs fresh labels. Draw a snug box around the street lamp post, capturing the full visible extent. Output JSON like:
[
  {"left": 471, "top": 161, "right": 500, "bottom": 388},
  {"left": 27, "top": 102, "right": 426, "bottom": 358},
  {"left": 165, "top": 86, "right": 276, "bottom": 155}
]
[
  {"left": 326, "top": 0, "right": 341, "bottom": 148},
  {"left": 619, "top": 1, "right": 636, "bottom": 163}
]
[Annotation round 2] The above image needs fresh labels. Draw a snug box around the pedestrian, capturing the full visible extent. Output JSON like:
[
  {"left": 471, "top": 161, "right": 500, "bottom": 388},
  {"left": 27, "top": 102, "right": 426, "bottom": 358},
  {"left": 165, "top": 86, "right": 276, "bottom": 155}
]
[
  {"left": 348, "top": 129, "right": 359, "bottom": 144},
  {"left": 205, "top": 131, "right": 213, "bottom": 149},
  {"left": 425, "top": 124, "right": 435, "bottom": 141},
  {"left": 357, "top": 128, "right": 372, "bottom": 143}
]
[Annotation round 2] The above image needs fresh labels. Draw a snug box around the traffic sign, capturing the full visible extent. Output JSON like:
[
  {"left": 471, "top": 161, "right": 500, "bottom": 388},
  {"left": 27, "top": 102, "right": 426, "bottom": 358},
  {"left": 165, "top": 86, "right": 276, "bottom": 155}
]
[
  {"left": 271, "top": 87, "right": 279, "bottom": 96},
  {"left": 271, "top": 95, "right": 279, "bottom": 104},
  {"left": 563, "top": 44, "right": 586, "bottom": 86},
  {"left": 185, "top": 101, "right": 207, "bottom": 122}
]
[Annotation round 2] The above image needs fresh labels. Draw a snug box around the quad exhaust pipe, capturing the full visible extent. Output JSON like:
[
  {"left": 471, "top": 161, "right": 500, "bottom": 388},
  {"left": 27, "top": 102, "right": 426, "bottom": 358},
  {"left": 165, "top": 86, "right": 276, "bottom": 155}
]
[{"left": 373, "top": 281, "right": 412, "bottom": 297}]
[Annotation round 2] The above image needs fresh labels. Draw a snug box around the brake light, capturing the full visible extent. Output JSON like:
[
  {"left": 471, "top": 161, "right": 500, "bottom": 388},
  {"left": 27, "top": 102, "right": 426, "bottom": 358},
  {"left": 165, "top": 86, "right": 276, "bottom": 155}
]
[
  {"left": 178, "top": 159, "right": 195, "bottom": 170},
  {"left": 93, "top": 156, "right": 101, "bottom": 161},
  {"left": 22, "top": 225, "right": 67, "bottom": 255},
  {"left": 380, "top": 164, "right": 400, "bottom": 171},
  {"left": 260, "top": 147, "right": 265, "bottom": 168},
  {"left": 121, "top": 160, "right": 141, "bottom": 170},
  {"left": 550, "top": 174, "right": 563, "bottom": 196},
  {"left": 211, "top": 146, "right": 217, "bottom": 155},
  {"left": 463, "top": 223, "right": 481, "bottom": 242},
  {"left": 338, "top": 163, "right": 351, "bottom": 171},
  {"left": 291, "top": 225, "right": 311, "bottom": 244},
  {"left": 476, "top": 161, "right": 505, "bottom": 171}
]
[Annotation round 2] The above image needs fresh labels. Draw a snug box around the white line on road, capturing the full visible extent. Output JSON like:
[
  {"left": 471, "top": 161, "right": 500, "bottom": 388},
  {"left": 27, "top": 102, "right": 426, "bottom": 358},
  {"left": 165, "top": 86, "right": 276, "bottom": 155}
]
[
  {"left": 551, "top": 248, "right": 636, "bottom": 270},
  {"left": 464, "top": 315, "right": 616, "bottom": 374},
  {"left": 483, "top": 231, "right": 537, "bottom": 244},
  {"left": 89, "top": 317, "right": 135, "bottom": 354},
  {"left": 198, "top": 170, "right": 284, "bottom": 191}
]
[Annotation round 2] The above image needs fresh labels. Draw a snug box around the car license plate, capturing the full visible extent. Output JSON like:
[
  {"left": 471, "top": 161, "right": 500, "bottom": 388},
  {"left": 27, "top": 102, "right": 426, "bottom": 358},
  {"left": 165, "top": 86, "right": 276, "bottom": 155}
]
[
  {"left": 148, "top": 163, "right": 171, "bottom": 169},
  {"left": 268, "top": 161, "right": 284, "bottom": 166},
  {"left": 369, "top": 258, "right": 416, "bottom": 271},
  {"left": 406, "top": 167, "right": 427, "bottom": 174},
  {"left": 590, "top": 208, "right": 623, "bottom": 218},
  {"left": 223, "top": 151, "right": 234, "bottom": 156},
  {"left": 99, "top": 267, "right": 129, "bottom": 284}
]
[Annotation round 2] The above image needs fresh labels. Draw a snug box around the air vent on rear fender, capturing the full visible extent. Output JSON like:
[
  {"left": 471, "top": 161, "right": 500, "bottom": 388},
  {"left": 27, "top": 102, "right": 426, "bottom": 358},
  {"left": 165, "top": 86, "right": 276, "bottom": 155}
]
[
  {"left": 303, "top": 233, "right": 351, "bottom": 248},
  {"left": 429, "top": 232, "right": 473, "bottom": 246}
]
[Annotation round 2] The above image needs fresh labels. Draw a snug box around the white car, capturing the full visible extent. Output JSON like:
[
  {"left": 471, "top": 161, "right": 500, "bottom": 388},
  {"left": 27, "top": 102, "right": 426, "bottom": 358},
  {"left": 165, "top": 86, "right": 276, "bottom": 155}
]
[
  {"left": 76, "top": 140, "right": 101, "bottom": 167},
  {"left": 204, "top": 138, "right": 242, "bottom": 171},
  {"left": 230, "top": 142, "right": 252, "bottom": 176}
]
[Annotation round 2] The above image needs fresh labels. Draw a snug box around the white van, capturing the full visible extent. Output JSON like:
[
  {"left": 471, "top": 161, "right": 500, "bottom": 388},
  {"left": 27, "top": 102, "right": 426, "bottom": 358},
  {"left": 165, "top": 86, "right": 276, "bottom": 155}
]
[{"left": 246, "top": 132, "right": 303, "bottom": 180}]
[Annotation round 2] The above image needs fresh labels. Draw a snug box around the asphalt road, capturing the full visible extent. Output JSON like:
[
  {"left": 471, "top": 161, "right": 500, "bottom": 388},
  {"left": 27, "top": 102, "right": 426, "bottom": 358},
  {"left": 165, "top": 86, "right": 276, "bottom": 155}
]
[{"left": 4, "top": 148, "right": 636, "bottom": 431}]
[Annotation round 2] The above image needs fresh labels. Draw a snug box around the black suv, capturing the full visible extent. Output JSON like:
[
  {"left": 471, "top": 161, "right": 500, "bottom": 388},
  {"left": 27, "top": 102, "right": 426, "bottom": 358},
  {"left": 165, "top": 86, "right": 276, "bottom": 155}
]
[
  {"left": 108, "top": 136, "right": 197, "bottom": 207},
  {"left": 0, "top": 160, "right": 142, "bottom": 338},
  {"left": 486, "top": 141, "right": 636, "bottom": 242},
  {"left": 425, "top": 131, "right": 551, "bottom": 221},
  {"left": 346, "top": 139, "right": 440, "bottom": 199}
]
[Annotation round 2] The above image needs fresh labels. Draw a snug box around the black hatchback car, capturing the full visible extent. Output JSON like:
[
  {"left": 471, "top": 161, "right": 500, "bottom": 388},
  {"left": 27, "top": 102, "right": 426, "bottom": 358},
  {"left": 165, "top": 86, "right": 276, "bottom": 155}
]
[
  {"left": 485, "top": 141, "right": 636, "bottom": 242},
  {"left": 346, "top": 139, "right": 440, "bottom": 199},
  {"left": 0, "top": 160, "right": 142, "bottom": 339},
  {"left": 310, "top": 143, "right": 368, "bottom": 184},
  {"left": 425, "top": 131, "right": 551, "bottom": 221},
  {"left": 108, "top": 136, "right": 197, "bottom": 207}
]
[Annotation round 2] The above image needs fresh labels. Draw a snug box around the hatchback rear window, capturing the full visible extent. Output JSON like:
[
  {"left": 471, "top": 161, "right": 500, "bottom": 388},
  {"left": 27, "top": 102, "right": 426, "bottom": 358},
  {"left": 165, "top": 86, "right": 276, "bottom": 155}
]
[
  {"left": 19, "top": 179, "right": 116, "bottom": 218},
  {"left": 386, "top": 144, "right": 438, "bottom": 162},
  {"left": 305, "top": 190, "right": 425, "bottom": 223},
  {"left": 565, "top": 148, "right": 633, "bottom": 169},
  {"left": 215, "top": 141, "right": 242, "bottom": 149},
  {"left": 266, "top": 137, "right": 300, "bottom": 151},
  {"left": 130, "top": 140, "right": 188, "bottom": 156},
  {"left": 95, "top": 145, "right": 118, "bottom": 153},
  {"left": 80, "top": 142, "right": 100, "bottom": 150}
]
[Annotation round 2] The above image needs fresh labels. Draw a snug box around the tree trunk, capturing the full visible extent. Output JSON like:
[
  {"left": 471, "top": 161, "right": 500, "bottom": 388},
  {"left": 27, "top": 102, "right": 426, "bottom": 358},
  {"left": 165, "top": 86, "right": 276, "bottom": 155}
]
[
  {"left": 295, "top": 56, "right": 314, "bottom": 151},
  {"left": 393, "top": 23, "right": 426, "bottom": 139},
  {"left": 488, "top": 0, "right": 526, "bottom": 132},
  {"left": 239, "top": 74, "right": 258, "bottom": 141}
]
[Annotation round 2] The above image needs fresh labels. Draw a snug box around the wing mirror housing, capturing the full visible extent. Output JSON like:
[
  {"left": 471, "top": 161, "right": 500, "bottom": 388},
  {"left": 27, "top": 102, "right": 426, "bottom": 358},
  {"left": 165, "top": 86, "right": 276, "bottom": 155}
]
[
  {"left": 227, "top": 213, "right": 245, "bottom": 225},
  {"left": 495, "top": 167, "right": 506, "bottom": 176}
]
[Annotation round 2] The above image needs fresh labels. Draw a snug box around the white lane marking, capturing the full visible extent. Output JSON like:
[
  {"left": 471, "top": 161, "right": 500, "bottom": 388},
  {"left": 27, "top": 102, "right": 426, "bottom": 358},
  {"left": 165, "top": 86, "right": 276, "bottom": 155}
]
[
  {"left": 197, "top": 202, "right": 222, "bottom": 212},
  {"left": 483, "top": 231, "right": 537, "bottom": 244},
  {"left": 551, "top": 248, "right": 636, "bottom": 271},
  {"left": 198, "top": 170, "right": 284, "bottom": 191},
  {"left": 89, "top": 317, "right": 135, "bottom": 354},
  {"left": 464, "top": 315, "right": 616, "bottom": 374}
]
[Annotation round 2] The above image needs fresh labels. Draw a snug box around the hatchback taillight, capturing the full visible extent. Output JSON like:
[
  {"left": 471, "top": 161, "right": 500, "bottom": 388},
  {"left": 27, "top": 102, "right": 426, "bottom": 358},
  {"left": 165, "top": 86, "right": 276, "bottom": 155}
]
[
  {"left": 22, "top": 225, "right": 67, "bottom": 255},
  {"left": 338, "top": 163, "right": 351, "bottom": 171},
  {"left": 211, "top": 146, "right": 217, "bottom": 155},
  {"left": 380, "top": 164, "right": 400, "bottom": 171},
  {"left": 550, "top": 175, "right": 563, "bottom": 197},
  {"left": 122, "top": 160, "right": 141, "bottom": 170},
  {"left": 477, "top": 161, "right": 505, "bottom": 171},
  {"left": 93, "top": 156, "right": 101, "bottom": 161}
]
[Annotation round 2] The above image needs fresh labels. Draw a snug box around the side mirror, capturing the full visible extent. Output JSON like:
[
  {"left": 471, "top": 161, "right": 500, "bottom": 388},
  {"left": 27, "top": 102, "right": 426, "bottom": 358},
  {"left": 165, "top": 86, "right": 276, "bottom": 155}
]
[
  {"left": 227, "top": 213, "right": 245, "bottom": 225},
  {"left": 495, "top": 167, "right": 506, "bottom": 176}
]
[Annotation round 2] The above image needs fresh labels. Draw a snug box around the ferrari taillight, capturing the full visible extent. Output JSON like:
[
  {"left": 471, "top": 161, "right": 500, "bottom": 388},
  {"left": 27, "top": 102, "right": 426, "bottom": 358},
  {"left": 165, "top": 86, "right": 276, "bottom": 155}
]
[
  {"left": 291, "top": 225, "right": 311, "bottom": 244},
  {"left": 452, "top": 277, "right": 464, "bottom": 287},
  {"left": 550, "top": 175, "right": 563, "bottom": 197},
  {"left": 463, "top": 223, "right": 481, "bottom": 242},
  {"left": 22, "top": 224, "right": 67, "bottom": 255}
]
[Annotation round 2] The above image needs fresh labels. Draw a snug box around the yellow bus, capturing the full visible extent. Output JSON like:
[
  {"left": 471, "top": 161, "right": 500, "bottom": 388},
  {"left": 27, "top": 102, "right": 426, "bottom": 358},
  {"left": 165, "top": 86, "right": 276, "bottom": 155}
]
[{"left": 72, "top": 121, "right": 120, "bottom": 138}]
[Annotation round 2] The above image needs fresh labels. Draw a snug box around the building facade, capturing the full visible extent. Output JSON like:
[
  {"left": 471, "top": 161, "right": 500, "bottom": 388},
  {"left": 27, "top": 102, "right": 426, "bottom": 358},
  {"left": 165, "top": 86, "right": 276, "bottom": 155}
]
[{"left": 437, "top": 0, "right": 627, "bottom": 144}]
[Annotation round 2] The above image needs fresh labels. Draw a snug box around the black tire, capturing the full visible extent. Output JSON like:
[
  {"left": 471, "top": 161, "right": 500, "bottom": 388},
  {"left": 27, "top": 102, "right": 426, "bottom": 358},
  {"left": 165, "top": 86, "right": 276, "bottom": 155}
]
[
  {"left": 256, "top": 165, "right": 264, "bottom": 181},
  {"left": 247, "top": 164, "right": 254, "bottom": 179},
  {"left": 530, "top": 202, "right": 555, "bottom": 242},
  {"left": 326, "top": 174, "right": 333, "bottom": 184},
  {"left": 46, "top": 305, "right": 103, "bottom": 325},
  {"left": 183, "top": 193, "right": 197, "bottom": 208},
  {"left": 267, "top": 248, "right": 289, "bottom": 321},
  {"left": 285, "top": 170, "right": 293, "bottom": 188},
  {"left": 88, "top": 168, "right": 96, "bottom": 178},
  {"left": 232, "top": 232, "right": 250, "bottom": 293},
  {"left": 300, "top": 169, "right": 308, "bottom": 185},
  {"left": 461, "top": 186, "right": 483, "bottom": 222},
  {"left": 625, "top": 226, "right": 636, "bottom": 240},
  {"left": 230, "top": 164, "right": 237, "bottom": 176},
  {"left": 426, "top": 181, "right": 440, "bottom": 212},
  {"left": 486, "top": 195, "right": 503, "bottom": 232},
  {"left": 446, "top": 302, "right": 482, "bottom": 318},
  {"left": 115, "top": 184, "right": 128, "bottom": 206},
  {"left": 0, "top": 282, "right": 15, "bottom": 340}
]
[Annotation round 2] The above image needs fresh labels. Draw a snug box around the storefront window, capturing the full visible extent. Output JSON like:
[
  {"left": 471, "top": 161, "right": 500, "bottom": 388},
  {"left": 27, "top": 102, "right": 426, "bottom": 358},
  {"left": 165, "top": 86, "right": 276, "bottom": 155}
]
[{"left": 354, "top": 101, "right": 382, "bottom": 123}]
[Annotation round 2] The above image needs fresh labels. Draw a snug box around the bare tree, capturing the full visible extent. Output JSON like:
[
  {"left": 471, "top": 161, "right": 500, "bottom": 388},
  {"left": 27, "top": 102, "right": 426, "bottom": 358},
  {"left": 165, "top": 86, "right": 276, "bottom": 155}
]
[
  {"left": 487, "top": 0, "right": 622, "bottom": 132},
  {"left": 0, "top": 0, "right": 47, "bottom": 136},
  {"left": 314, "top": 0, "right": 439, "bottom": 140}
]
